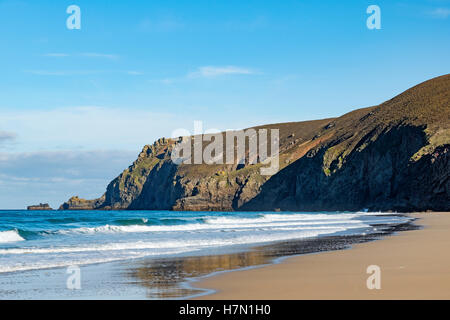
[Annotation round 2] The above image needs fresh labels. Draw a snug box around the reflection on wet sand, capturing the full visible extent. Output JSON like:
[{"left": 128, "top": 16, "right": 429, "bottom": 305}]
[
  {"left": 125, "top": 221, "right": 417, "bottom": 299},
  {"left": 128, "top": 249, "right": 272, "bottom": 299},
  {"left": 125, "top": 235, "right": 371, "bottom": 299}
]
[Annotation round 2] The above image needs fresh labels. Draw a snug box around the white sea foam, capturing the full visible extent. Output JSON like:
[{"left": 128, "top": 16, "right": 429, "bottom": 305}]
[
  {"left": 0, "top": 230, "right": 25, "bottom": 244},
  {"left": 0, "top": 249, "right": 187, "bottom": 273},
  {"left": 0, "top": 212, "right": 411, "bottom": 274},
  {"left": 52, "top": 213, "right": 369, "bottom": 235},
  {"left": 0, "top": 226, "right": 353, "bottom": 256}
]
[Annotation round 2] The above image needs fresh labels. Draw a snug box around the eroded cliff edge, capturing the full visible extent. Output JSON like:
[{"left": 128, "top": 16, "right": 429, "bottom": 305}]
[{"left": 60, "top": 74, "right": 450, "bottom": 212}]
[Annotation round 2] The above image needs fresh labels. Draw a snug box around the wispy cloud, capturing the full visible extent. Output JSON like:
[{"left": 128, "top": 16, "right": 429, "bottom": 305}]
[
  {"left": 0, "top": 150, "right": 136, "bottom": 180},
  {"left": 0, "top": 106, "right": 186, "bottom": 152},
  {"left": 152, "top": 66, "right": 258, "bottom": 84},
  {"left": 0, "top": 150, "right": 137, "bottom": 209},
  {"left": 43, "top": 52, "right": 119, "bottom": 60},
  {"left": 0, "top": 130, "right": 17, "bottom": 145},
  {"left": 428, "top": 8, "right": 450, "bottom": 19},
  {"left": 43, "top": 53, "right": 70, "bottom": 57},
  {"left": 80, "top": 53, "right": 119, "bottom": 60},
  {"left": 127, "top": 71, "right": 144, "bottom": 76},
  {"left": 25, "top": 70, "right": 104, "bottom": 76},
  {"left": 25, "top": 70, "right": 142, "bottom": 76},
  {"left": 188, "top": 66, "right": 256, "bottom": 78},
  {"left": 138, "top": 17, "right": 184, "bottom": 32}
]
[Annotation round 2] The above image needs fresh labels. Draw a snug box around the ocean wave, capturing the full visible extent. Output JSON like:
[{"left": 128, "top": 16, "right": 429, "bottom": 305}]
[
  {"left": 159, "top": 218, "right": 206, "bottom": 225},
  {"left": 0, "top": 249, "right": 188, "bottom": 274},
  {"left": 14, "top": 213, "right": 372, "bottom": 237},
  {"left": 0, "top": 212, "right": 411, "bottom": 275},
  {"left": 51, "top": 219, "right": 366, "bottom": 236},
  {"left": 204, "top": 213, "right": 359, "bottom": 225},
  {"left": 0, "top": 230, "right": 25, "bottom": 243},
  {"left": 0, "top": 227, "right": 349, "bottom": 256},
  {"left": 113, "top": 218, "right": 149, "bottom": 226},
  {"left": 45, "top": 217, "right": 81, "bottom": 224},
  {"left": 0, "top": 213, "right": 399, "bottom": 242}
]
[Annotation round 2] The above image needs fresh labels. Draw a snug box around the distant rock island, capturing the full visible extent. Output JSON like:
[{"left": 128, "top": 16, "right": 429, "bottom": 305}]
[
  {"left": 27, "top": 203, "right": 53, "bottom": 211},
  {"left": 59, "top": 74, "right": 450, "bottom": 212}
]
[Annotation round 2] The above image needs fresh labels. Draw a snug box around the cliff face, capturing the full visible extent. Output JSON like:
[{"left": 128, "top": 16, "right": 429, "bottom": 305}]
[
  {"left": 60, "top": 119, "right": 331, "bottom": 211},
  {"left": 60, "top": 74, "right": 450, "bottom": 212}
]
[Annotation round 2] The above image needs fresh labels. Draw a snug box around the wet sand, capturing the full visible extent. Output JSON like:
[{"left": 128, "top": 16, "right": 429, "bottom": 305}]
[
  {"left": 127, "top": 217, "right": 414, "bottom": 299},
  {"left": 193, "top": 212, "right": 450, "bottom": 300}
]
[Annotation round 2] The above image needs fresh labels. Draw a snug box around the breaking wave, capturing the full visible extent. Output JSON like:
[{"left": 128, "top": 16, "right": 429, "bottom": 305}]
[{"left": 0, "top": 230, "right": 25, "bottom": 244}]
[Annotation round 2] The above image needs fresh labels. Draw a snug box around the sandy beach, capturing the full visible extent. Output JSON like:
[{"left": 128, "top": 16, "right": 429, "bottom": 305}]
[{"left": 194, "top": 212, "right": 450, "bottom": 300}]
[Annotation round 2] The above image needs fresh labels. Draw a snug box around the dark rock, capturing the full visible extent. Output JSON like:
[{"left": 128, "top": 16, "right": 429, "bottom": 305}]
[{"left": 27, "top": 203, "right": 53, "bottom": 211}]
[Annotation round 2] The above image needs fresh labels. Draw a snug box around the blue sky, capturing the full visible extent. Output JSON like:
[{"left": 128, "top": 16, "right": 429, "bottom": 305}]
[{"left": 0, "top": 0, "right": 449, "bottom": 208}]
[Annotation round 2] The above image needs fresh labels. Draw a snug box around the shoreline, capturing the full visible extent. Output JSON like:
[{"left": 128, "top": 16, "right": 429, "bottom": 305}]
[
  {"left": 0, "top": 212, "right": 415, "bottom": 300},
  {"left": 192, "top": 212, "right": 450, "bottom": 300},
  {"left": 125, "top": 215, "right": 416, "bottom": 299},
  {"left": 183, "top": 218, "right": 418, "bottom": 299}
]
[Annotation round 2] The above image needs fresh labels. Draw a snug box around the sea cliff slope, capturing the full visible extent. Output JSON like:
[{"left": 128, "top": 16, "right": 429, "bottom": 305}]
[{"left": 60, "top": 74, "right": 450, "bottom": 212}]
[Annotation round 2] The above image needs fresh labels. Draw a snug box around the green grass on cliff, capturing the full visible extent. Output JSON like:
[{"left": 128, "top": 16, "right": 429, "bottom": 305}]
[{"left": 319, "top": 74, "right": 450, "bottom": 174}]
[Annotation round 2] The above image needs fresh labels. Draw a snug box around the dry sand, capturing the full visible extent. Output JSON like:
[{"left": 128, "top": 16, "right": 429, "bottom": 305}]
[{"left": 194, "top": 212, "right": 450, "bottom": 299}]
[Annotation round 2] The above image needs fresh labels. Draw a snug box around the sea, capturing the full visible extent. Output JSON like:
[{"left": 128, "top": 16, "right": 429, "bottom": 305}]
[{"left": 0, "top": 210, "right": 412, "bottom": 275}]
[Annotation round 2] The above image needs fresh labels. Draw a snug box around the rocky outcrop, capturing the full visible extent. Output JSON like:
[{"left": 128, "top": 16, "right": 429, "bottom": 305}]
[
  {"left": 59, "top": 74, "right": 450, "bottom": 212},
  {"left": 27, "top": 203, "right": 53, "bottom": 211},
  {"left": 59, "top": 196, "right": 105, "bottom": 210}
]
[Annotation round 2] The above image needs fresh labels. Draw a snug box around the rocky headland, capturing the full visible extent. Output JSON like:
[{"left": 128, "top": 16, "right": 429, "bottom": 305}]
[{"left": 59, "top": 74, "right": 450, "bottom": 212}]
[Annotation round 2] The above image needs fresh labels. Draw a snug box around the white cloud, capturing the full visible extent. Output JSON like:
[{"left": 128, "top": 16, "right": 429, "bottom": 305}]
[
  {"left": 0, "top": 105, "right": 275, "bottom": 154},
  {"left": 188, "top": 66, "right": 256, "bottom": 78},
  {"left": 25, "top": 70, "right": 102, "bottom": 76},
  {"left": 127, "top": 71, "right": 144, "bottom": 75},
  {"left": 0, "top": 150, "right": 137, "bottom": 209},
  {"left": 0, "top": 150, "right": 136, "bottom": 180},
  {"left": 25, "top": 70, "right": 142, "bottom": 76},
  {"left": 43, "top": 53, "right": 70, "bottom": 57},
  {"left": 0, "top": 130, "right": 16, "bottom": 142},
  {"left": 80, "top": 53, "right": 119, "bottom": 60},
  {"left": 429, "top": 8, "right": 450, "bottom": 18},
  {"left": 43, "top": 52, "right": 120, "bottom": 60},
  {"left": 0, "top": 106, "right": 192, "bottom": 152},
  {"left": 0, "top": 105, "right": 278, "bottom": 208},
  {"left": 0, "top": 130, "right": 16, "bottom": 148},
  {"left": 152, "top": 66, "right": 259, "bottom": 84}
]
